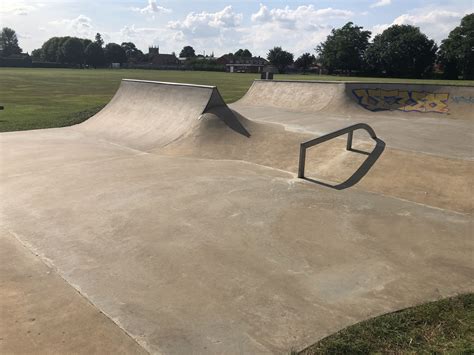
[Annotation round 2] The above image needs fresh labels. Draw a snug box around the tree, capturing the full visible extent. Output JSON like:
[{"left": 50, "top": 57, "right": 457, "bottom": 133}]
[
  {"left": 0, "top": 27, "right": 22, "bottom": 56},
  {"left": 81, "top": 38, "right": 92, "bottom": 50},
  {"left": 59, "top": 37, "right": 84, "bottom": 65},
  {"left": 234, "top": 49, "right": 252, "bottom": 57},
  {"left": 121, "top": 42, "right": 144, "bottom": 63},
  {"left": 295, "top": 53, "right": 315, "bottom": 73},
  {"left": 104, "top": 43, "right": 127, "bottom": 64},
  {"left": 316, "top": 22, "right": 371, "bottom": 75},
  {"left": 366, "top": 25, "right": 437, "bottom": 78},
  {"left": 267, "top": 46, "right": 294, "bottom": 73},
  {"left": 85, "top": 42, "right": 105, "bottom": 68},
  {"left": 41, "top": 37, "right": 61, "bottom": 61},
  {"left": 179, "top": 46, "right": 195, "bottom": 58},
  {"left": 95, "top": 33, "right": 104, "bottom": 47},
  {"left": 56, "top": 36, "right": 72, "bottom": 62},
  {"left": 31, "top": 48, "right": 42, "bottom": 61},
  {"left": 438, "top": 14, "right": 474, "bottom": 80}
]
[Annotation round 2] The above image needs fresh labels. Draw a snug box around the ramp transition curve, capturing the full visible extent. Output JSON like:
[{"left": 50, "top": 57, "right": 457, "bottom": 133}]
[
  {"left": 77, "top": 79, "right": 246, "bottom": 150},
  {"left": 236, "top": 80, "right": 474, "bottom": 119}
]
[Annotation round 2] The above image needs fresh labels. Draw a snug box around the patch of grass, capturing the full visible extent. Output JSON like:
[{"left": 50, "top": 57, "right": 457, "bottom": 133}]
[
  {"left": 0, "top": 68, "right": 473, "bottom": 132},
  {"left": 300, "top": 293, "right": 474, "bottom": 354},
  {"left": 59, "top": 105, "right": 105, "bottom": 127}
]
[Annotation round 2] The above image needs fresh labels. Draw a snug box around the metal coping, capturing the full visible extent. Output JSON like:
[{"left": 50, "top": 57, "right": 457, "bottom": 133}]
[
  {"left": 254, "top": 79, "right": 473, "bottom": 88},
  {"left": 122, "top": 79, "right": 216, "bottom": 89}
]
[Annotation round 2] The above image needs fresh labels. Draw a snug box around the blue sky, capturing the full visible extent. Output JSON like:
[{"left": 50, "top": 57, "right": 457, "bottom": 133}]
[{"left": 1, "top": 0, "right": 472, "bottom": 57}]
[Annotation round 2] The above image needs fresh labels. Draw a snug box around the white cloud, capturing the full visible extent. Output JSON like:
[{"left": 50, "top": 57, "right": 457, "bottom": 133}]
[
  {"left": 168, "top": 6, "right": 242, "bottom": 36},
  {"left": 370, "top": 0, "right": 391, "bottom": 9},
  {"left": 241, "top": 4, "right": 354, "bottom": 56},
  {"left": 372, "top": 9, "right": 468, "bottom": 42},
  {"left": 132, "top": 0, "right": 171, "bottom": 15},
  {"left": 252, "top": 4, "right": 353, "bottom": 29},
  {"left": 17, "top": 32, "right": 32, "bottom": 39},
  {"left": 0, "top": 1, "right": 39, "bottom": 16},
  {"left": 371, "top": 23, "right": 390, "bottom": 36},
  {"left": 49, "top": 15, "right": 94, "bottom": 37}
]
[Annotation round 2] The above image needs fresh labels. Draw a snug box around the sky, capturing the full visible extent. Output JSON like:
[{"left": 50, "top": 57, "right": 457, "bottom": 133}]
[{"left": 1, "top": 0, "right": 472, "bottom": 57}]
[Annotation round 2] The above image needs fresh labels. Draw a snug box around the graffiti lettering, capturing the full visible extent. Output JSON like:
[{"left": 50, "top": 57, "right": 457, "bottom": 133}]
[{"left": 353, "top": 89, "right": 449, "bottom": 114}]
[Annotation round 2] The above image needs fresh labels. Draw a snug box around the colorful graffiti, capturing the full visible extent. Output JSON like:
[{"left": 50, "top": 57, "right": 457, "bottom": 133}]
[{"left": 353, "top": 89, "right": 450, "bottom": 113}]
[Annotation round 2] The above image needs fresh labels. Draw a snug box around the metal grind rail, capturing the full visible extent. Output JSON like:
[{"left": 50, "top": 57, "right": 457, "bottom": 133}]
[{"left": 298, "top": 123, "right": 378, "bottom": 178}]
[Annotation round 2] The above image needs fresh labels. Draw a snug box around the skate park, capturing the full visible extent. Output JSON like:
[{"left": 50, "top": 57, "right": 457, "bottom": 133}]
[{"left": 1, "top": 79, "right": 473, "bottom": 353}]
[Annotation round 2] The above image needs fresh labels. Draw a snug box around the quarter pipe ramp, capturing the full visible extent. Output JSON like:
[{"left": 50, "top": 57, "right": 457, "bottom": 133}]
[
  {"left": 235, "top": 79, "right": 474, "bottom": 119},
  {"left": 77, "top": 79, "right": 246, "bottom": 150}
]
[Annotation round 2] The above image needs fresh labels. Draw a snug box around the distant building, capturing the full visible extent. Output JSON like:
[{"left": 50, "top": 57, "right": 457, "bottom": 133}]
[
  {"left": 219, "top": 56, "right": 268, "bottom": 73},
  {"left": 148, "top": 46, "right": 179, "bottom": 66}
]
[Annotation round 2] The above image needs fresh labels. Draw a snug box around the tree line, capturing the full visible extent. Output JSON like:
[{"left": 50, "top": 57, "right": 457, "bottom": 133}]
[
  {"left": 274, "top": 14, "right": 473, "bottom": 79},
  {"left": 32, "top": 34, "right": 133, "bottom": 68},
  {"left": 1, "top": 13, "right": 472, "bottom": 79}
]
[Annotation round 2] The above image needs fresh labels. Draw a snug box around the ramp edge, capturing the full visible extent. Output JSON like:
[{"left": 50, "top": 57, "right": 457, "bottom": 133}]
[{"left": 122, "top": 79, "right": 216, "bottom": 89}]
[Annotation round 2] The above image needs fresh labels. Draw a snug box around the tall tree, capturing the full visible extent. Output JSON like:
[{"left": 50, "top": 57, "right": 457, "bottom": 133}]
[
  {"left": 267, "top": 46, "right": 294, "bottom": 73},
  {"left": 31, "top": 48, "right": 42, "bottom": 61},
  {"left": 316, "top": 22, "right": 371, "bottom": 75},
  {"left": 81, "top": 39, "right": 92, "bottom": 50},
  {"left": 295, "top": 53, "right": 315, "bottom": 73},
  {"left": 59, "top": 37, "right": 84, "bottom": 65},
  {"left": 85, "top": 42, "right": 105, "bottom": 68},
  {"left": 95, "top": 33, "right": 104, "bottom": 47},
  {"left": 366, "top": 25, "right": 437, "bottom": 78},
  {"left": 438, "top": 14, "right": 474, "bottom": 80},
  {"left": 121, "top": 42, "right": 144, "bottom": 63},
  {"left": 56, "top": 36, "right": 72, "bottom": 62},
  {"left": 0, "top": 27, "right": 22, "bottom": 56},
  {"left": 234, "top": 49, "right": 252, "bottom": 57},
  {"left": 41, "top": 37, "right": 61, "bottom": 61},
  {"left": 104, "top": 43, "right": 127, "bottom": 64},
  {"left": 179, "top": 46, "right": 196, "bottom": 58}
]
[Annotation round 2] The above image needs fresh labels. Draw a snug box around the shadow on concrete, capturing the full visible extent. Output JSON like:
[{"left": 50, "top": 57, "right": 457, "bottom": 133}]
[
  {"left": 303, "top": 137, "right": 385, "bottom": 190},
  {"left": 206, "top": 107, "right": 251, "bottom": 138}
]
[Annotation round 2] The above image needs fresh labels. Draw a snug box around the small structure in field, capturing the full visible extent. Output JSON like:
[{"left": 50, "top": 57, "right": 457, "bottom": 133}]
[{"left": 218, "top": 55, "right": 268, "bottom": 73}]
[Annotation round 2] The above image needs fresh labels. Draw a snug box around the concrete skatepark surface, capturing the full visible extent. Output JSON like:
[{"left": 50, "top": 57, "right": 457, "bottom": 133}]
[{"left": 1, "top": 79, "right": 473, "bottom": 354}]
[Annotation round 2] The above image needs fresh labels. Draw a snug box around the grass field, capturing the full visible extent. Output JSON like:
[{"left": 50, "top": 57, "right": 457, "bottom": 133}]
[
  {"left": 1, "top": 68, "right": 473, "bottom": 132},
  {"left": 300, "top": 294, "right": 473, "bottom": 354}
]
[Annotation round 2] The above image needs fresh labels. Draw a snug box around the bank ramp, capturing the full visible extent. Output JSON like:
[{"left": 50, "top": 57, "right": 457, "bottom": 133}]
[{"left": 235, "top": 79, "right": 474, "bottom": 119}]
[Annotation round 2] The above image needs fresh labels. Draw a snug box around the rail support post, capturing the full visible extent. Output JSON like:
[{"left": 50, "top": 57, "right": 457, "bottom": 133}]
[
  {"left": 298, "top": 145, "right": 306, "bottom": 178},
  {"left": 346, "top": 131, "right": 353, "bottom": 150}
]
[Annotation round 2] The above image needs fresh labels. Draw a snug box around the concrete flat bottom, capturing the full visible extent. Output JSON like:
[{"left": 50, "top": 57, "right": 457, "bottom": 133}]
[
  {"left": 0, "top": 230, "right": 147, "bottom": 354},
  {"left": 1, "top": 129, "right": 472, "bottom": 353}
]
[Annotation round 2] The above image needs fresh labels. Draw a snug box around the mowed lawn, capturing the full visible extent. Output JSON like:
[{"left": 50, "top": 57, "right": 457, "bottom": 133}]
[{"left": 1, "top": 67, "right": 474, "bottom": 132}]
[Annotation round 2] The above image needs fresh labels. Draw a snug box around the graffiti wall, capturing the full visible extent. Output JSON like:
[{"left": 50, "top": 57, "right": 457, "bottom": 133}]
[{"left": 353, "top": 88, "right": 450, "bottom": 114}]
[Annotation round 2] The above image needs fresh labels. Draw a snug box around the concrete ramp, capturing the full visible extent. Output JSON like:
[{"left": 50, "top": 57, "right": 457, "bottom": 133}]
[
  {"left": 236, "top": 80, "right": 474, "bottom": 119},
  {"left": 77, "top": 79, "right": 244, "bottom": 150}
]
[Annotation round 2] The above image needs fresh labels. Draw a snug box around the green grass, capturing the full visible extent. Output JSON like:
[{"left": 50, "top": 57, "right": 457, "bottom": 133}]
[
  {"left": 299, "top": 294, "right": 473, "bottom": 354},
  {"left": 1, "top": 68, "right": 473, "bottom": 132}
]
